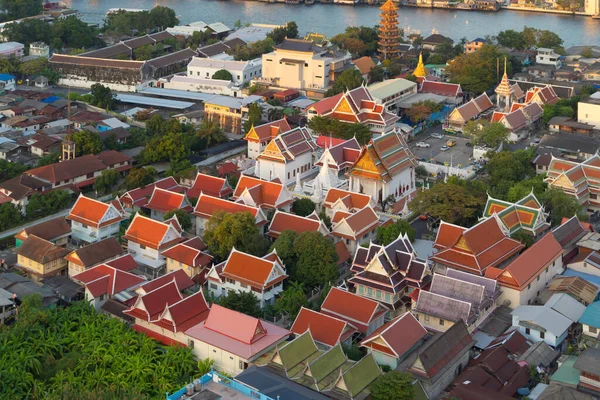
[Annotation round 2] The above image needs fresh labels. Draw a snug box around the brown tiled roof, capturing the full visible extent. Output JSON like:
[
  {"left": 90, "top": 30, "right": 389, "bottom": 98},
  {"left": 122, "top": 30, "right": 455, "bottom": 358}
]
[
  {"left": 353, "top": 56, "right": 376, "bottom": 75},
  {"left": 49, "top": 54, "right": 145, "bottom": 69},
  {"left": 80, "top": 43, "right": 132, "bottom": 59},
  {"left": 15, "top": 217, "right": 70, "bottom": 242},
  {"left": 65, "top": 237, "right": 124, "bottom": 268},
  {"left": 15, "top": 235, "right": 69, "bottom": 263},
  {"left": 361, "top": 312, "right": 427, "bottom": 358},
  {"left": 0, "top": 174, "right": 49, "bottom": 200},
  {"left": 146, "top": 49, "right": 196, "bottom": 69},
  {"left": 26, "top": 154, "right": 107, "bottom": 184},
  {"left": 548, "top": 276, "right": 599, "bottom": 305}
]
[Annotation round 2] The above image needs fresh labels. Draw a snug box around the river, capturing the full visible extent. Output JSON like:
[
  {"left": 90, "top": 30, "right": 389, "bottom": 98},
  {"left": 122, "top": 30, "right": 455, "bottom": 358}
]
[{"left": 67, "top": 0, "right": 600, "bottom": 48}]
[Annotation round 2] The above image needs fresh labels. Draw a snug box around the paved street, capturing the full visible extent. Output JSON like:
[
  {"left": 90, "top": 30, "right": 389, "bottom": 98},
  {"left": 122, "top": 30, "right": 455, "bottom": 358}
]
[
  {"left": 411, "top": 134, "right": 473, "bottom": 167},
  {"left": 0, "top": 209, "right": 70, "bottom": 240}
]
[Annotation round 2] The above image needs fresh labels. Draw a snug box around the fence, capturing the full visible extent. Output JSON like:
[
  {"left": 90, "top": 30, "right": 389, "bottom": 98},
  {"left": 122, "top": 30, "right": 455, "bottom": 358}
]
[{"left": 418, "top": 161, "right": 476, "bottom": 179}]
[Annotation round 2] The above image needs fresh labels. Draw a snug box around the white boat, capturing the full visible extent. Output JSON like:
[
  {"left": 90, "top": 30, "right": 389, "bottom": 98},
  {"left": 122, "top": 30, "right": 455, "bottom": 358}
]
[
  {"left": 334, "top": 0, "right": 360, "bottom": 4},
  {"left": 106, "top": 8, "right": 146, "bottom": 16}
]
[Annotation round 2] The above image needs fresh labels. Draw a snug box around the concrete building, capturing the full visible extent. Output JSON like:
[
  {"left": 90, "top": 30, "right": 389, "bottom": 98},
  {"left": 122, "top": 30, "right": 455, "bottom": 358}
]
[
  {"left": 244, "top": 118, "right": 291, "bottom": 160},
  {"left": 203, "top": 95, "right": 262, "bottom": 135},
  {"left": 367, "top": 78, "right": 418, "bottom": 113},
  {"left": 536, "top": 48, "right": 562, "bottom": 68},
  {"left": 29, "top": 42, "right": 49, "bottom": 58},
  {"left": 66, "top": 195, "right": 124, "bottom": 245},
  {"left": 578, "top": 93, "right": 600, "bottom": 129},
  {"left": 0, "top": 42, "right": 24, "bottom": 58},
  {"left": 187, "top": 57, "right": 261, "bottom": 86},
  {"left": 465, "top": 38, "right": 486, "bottom": 54},
  {"left": 14, "top": 235, "right": 68, "bottom": 282}
]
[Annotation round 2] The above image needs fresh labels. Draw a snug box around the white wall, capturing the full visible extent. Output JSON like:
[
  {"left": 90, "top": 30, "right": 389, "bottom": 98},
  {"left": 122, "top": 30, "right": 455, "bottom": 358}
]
[
  {"left": 578, "top": 101, "right": 600, "bottom": 129},
  {"left": 190, "top": 338, "right": 250, "bottom": 375},
  {"left": 208, "top": 279, "right": 283, "bottom": 308},
  {"left": 71, "top": 220, "right": 120, "bottom": 244},
  {"left": 583, "top": 323, "right": 600, "bottom": 339},
  {"left": 257, "top": 152, "right": 314, "bottom": 185},
  {"left": 262, "top": 50, "right": 330, "bottom": 90}
]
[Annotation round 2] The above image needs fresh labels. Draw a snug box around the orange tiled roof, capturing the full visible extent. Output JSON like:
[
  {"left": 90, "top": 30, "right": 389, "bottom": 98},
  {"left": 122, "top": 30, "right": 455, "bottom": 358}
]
[
  {"left": 268, "top": 211, "right": 328, "bottom": 238},
  {"left": 291, "top": 307, "right": 356, "bottom": 347},
  {"left": 233, "top": 175, "right": 288, "bottom": 208},
  {"left": 145, "top": 187, "right": 189, "bottom": 213},
  {"left": 187, "top": 172, "right": 232, "bottom": 199},
  {"left": 123, "top": 214, "right": 182, "bottom": 250},
  {"left": 67, "top": 195, "right": 124, "bottom": 228},
  {"left": 192, "top": 193, "right": 262, "bottom": 220},
  {"left": 220, "top": 249, "right": 287, "bottom": 288},
  {"left": 323, "top": 188, "right": 371, "bottom": 210},
  {"left": 321, "top": 287, "right": 385, "bottom": 328},
  {"left": 161, "top": 237, "right": 212, "bottom": 267}
]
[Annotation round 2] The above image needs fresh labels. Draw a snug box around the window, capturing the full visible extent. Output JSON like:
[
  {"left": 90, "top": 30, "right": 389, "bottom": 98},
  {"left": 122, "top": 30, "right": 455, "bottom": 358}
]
[
  {"left": 213, "top": 349, "right": 217, "bottom": 353},
  {"left": 527, "top": 283, "right": 531, "bottom": 290},
  {"left": 188, "top": 339, "right": 195, "bottom": 349},
  {"left": 525, "top": 328, "right": 530, "bottom": 334},
  {"left": 358, "top": 285, "right": 364, "bottom": 294},
  {"left": 367, "top": 287, "right": 373, "bottom": 296},
  {"left": 540, "top": 331, "right": 545, "bottom": 339},
  {"left": 210, "top": 283, "right": 218, "bottom": 290},
  {"left": 237, "top": 75, "right": 240, "bottom": 80},
  {"left": 590, "top": 326, "right": 598, "bottom": 334},
  {"left": 415, "top": 313, "right": 419, "bottom": 320},
  {"left": 424, "top": 314, "right": 430, "bottom": 321},
  {"left": 385, "top": 293, "right": 391, "bottom": 302},
  {"left": 376, "top": 290, "right": 381, "bottom": 299},
  {"left": 439, "top": 318, "right": 444, "bottom": 326},
  {"left": 140, "top": 245, "right": 146, "bottom": 250},
  {"left": 81, "top": 223, "right": 88, "bottom": 229},
  {"left": 537, "top": 275, "right": 540, "bottom": 281},
  {"left": 179, "top": 261, "right": 182, "bottom": 267}
]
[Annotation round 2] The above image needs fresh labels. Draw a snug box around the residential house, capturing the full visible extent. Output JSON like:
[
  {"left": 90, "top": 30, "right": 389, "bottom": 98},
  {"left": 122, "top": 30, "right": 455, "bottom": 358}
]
[
  {"left": 431, "top": 217, "right": 524, "bottom": 276},
  {"left": 368, "top": 78, "right": 418, "bottom": 113},
  {"left": 119, "top": 176, "right": 182, "bottom": 211},
  {"left": 347, "top": 131, "right": 417, "bottom": 206},
  {"left": 578, "top": 95, "right": 600, "bottom": 130},
  {"left": 186, "top": 172, "right": 233, "bottom": 199},
  {"left": 202, "top": 95, "right": 262, "bottom": 135},
  {"left": 465, "top": 38, "right": 486, "bottom": 53},
  {"left": 407, "top": 320, "right": 474, "bottom": 400},
  {"left": 161, "top": 237, "right": 213, "bottom": 283},
  {"left": 14, "top": 235, "right": 69, "bottom": 282},
  {"left": 145, "top": 187, "right": 192, "bottom": 222},
  {"left": 574, "top": 348, "right": 600, "bottom": 396},
  {"left": 360, "top": 312, "right": 427, "bottom": 369},
  {"left": 419, "top": 80, "right": 463, "bottom": 105},
  {"left": 485, "top": 232, "right": 565, "bottom": 308},
  {"left": 322, "top": 188, "right": 374, "bottom": 219},
  {"left": 67, "top": 195, "right": 125, "bottom": 245},
  {"left": 306, "top": 86, "right": 399, "bottom": 135},
  {"left": 481, "top": 192, "right": 550, "bottom": 237},
  {"left": 547, "top": 276, "right": 599, "bottom": 306},
  {"left": 232, "top": 175, "right": 294, "bottom": 211},
  {"left": 0, "top": 73, "right": 16, "bottom": 91},
  {"left": 126, "top": 283, "right": 211, "bottom": 346},
  {"left": 14, "top": 217, "right": 70, "bottom": 247},
  {"left": 580, "top": 300, "right": 600, "bottom": 339},
  {"left": 291, "top": 307, "right": 357, "bottom": 348},
  {"left": 353, "top": 56, "right": 376, "bottom": 80},
  {"left": 421, "top": 34, "right": 454, "bottom": 52},
  {"left": 548, "top": 116, "right": 595, "bottom": 135},
  {"left": 73, "top": 264, "right": 145, "bottom": 311},
  {"left": 413, "top": 270, "right": 499, "bottom": 332},
  {"left": 97, "top": 127, "right": 131, "bottom": 145},
  {"left": 553, "top": 215, "right": 589, "bottom": 262},
  {"left": 536, "top": 48, "right": 562, "bottom": 68},
  {"left": 511, "top": 293, "right": 586, "bottom": 350},
  {"left": 331, "top": 206, "right": 384, "bottom": 255},
  {"left": 192, "top": 193, "right": 267, "bottom": 235},
  {"left": 545, "top": 155, "right": 600, "bottom": 214},
  {"left": 349, "top": 234, "right": 431, "bottom": 315},
  {"left": 267, "top": 210, "right": 329, "bottom": 239},
  {"left": 244, "top": 118, "right": 292, "bottom": 160},
  {"left": 320, "top": 287, "right": 388, "bottom": 336},
  {"left": 123, "top": 214, "right": 184, "bottom": 277},
  {"left": 206, "top": 249, "right": 287, "bottom": 307},
  {"left": 497, "top": 102, "right": 544, "bottom": 141},
  {"left": 255, "top": 126, "right": 319, "bottom": 185},
  {"left": 185, "top": 304, "right": 290, "bottom": 375},
  {"left": 445, "top": 93, "right": 493, "bottom": 132},
  {"left": 185, "top": 57, "right": 262, "bottom": 86},
  {"left": 64, "top": 237, "right": 126, "bottom": 277}
]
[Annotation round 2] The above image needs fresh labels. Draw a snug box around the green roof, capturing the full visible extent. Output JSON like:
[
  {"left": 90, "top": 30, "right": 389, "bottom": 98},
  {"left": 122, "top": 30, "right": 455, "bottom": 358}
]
[
  {"left": 550, "top": 356, "right": 580, "bottom": 386},
  {"left": 278, "top": 331, "right": 318, "bottom": 371},
  {"left": 309, "top": 344, "right": 347, "bottom": 384},
  {"left": 341, "top": 353, "right": 382, "bottom": 398},
  {"left": 413, "top": 380, "right": 429, "bottom": 400}
]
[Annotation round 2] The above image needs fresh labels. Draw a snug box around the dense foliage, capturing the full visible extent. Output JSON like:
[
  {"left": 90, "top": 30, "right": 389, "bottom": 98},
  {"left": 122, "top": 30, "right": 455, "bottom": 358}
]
[
  {"left": 90, "top": 83, "right": 116, "bottom": 110},
  {"left": 370, "top": 371, "right": 415, "bottom": 400},
  {"left": 376, "top": 220, "right": 416, "bottom": 245},
  {"left": 463, "top": 120, "right": 509, "bottom": 149},
  {"left": 495, "top": 27, "right": 564, "bottom": 53},
  {"left": 125, "top": 167, "right": 157, "bottom": 190},
  {"left": 93, "top": 169, "right": 120, "bottom": 195},
  {"left": 307, "top": 116, "right": 372, "bottom": 145},
  {"left": 26, "top": 190, "right": 71, "bottom": 219},
  {"left": 325, "top": 69, "right": 364, "bottom": 97},
  {"left": 0, "top": 0, "right": 42, "bottom": 21},
  {"left": 0, "top": 296, "right": 198, "bottom": 399},
  {"left": 330, "top": 26, "right": 382, "bottom": 57},
  {"left": 217, "top": 290, "right": 263, "bottom": 318},
  {"left": 267, "top": 21, "right": 299, "bottom": 44},
  {"left": 163, "top": 209, "right": 193, "bottom": 231},
  {"left": 291, "top": 198, "right": 316, "bottom": 217},
  {"left": 103, "top": 6, "right": 179, "bottom": 35},
  {"left": 70, "top": 130, "right": 103, "bottom": 156},
  {"left": 274, "top": 281, "right": 309, "bottom": 318},
  {"left": 0, "top": 159, "right": 28, "bottom": 183}
]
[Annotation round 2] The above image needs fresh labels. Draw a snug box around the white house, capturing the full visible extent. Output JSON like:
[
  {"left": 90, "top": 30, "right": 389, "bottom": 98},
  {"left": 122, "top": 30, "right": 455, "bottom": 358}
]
[
  {"left": 123, "top": 214, "right": 184, "bottom": 278},
  {"left": 206, "top": 248, "right": 287, "bottom": 307},
  {"left": 232, "top": 175, "right": 295, "bottom": 211},
  {"left": 192, "top": 193, "right": 268, "bottom": 236},
  {"left": 536, "top": 48, "right": 562, "bottom": 68},
  {"left": 244, "top": 119, "right": 292, "bottom": 160},
  {"left": 255, "top": 126, "right": 319, "bottom": 185},
  {"left": 66, "top": 195, "right": 124, "bottom": 245},
  {"left": 145, "top": 187, "right": 193, "bottom": 222},
  {"left": 186, "top": 57, "right": 262, "bottom": 86},
  {"left": 579, "top": 301, "right": 600, "bottom": 339},
  {"left": 331, "top": 206, "right": 384, "bottom": 255},
  {"left": 0, "top": 73, "right": 16, "bottom": 92},
  {"left": 578, "top": 93, "right": 600, "bottom": 130}
]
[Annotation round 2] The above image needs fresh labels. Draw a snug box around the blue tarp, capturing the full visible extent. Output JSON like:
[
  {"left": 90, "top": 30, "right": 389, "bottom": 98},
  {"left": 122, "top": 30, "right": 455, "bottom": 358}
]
[{"left": 41, "top": 96, "right": 61, "bottom": 103}]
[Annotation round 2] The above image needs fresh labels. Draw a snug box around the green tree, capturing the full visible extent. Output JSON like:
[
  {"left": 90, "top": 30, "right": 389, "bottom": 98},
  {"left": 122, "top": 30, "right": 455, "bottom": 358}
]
[
  {"left": 274, "top": 281, "right": 309, "bottom": 318},
  {"left": 3, "top": 18, "right": 52, "bottom": 48},
  {"left": 212, "top": 69, "right": 233, "bottom": 81},
  {"left": 496, "top": 29, "right": 526, "bottom": 49},
  {"left": 90, "top": 83, "right": 115, "bottom": 110},
  {"left": 134, "top": 44, "right": 154, "bottom": 60},
  {"left": 26, "top": 190, "right": 70, "bottom": 218},
  {"left": 148, "top": 6, "right": 179, "bottom": 30},
  {"left": 463, "top": 120, "right": 509, "bottom": 148},
  {"left": 486, "top": 149, "right": 536, "bottom": 200},
  {"left": 368, "top": 66, "right": 385, "bottom": 83},
  {"left": 267, "top": 21, "right": 299, "bottom": 44},
  {"left": 512, "top": 230, "right": 535, "bottom": 248},
  {"left": 203, "top": 211, "right": 270, "bottom": 261},
  {"left": 35, "top": 152, "right": 60, "bottom": 167},
  {"left": 543, "top": 188, "right": 585, "bottom": 226},
  {"left": 197, "top": 358, "right": 214, "bottom": 375},
  {"left": 293, "top": 231, "right": 339, "bottom": 288},
  {"left": 267, "top": 107, "right": 284, "bottom": 122},
  {"left": 70, "top": 130, "right": 103, "bottom": 156},
  {"left": 0, "top": 203, "right": 22, "bottom": 231},
  {"left": 218, "top": 290, "right": 262, "bottom": 317},
  {"left": 269, "top": 230, "right": 299, "bottom": 270},
  {"left": 0, "top": 159, "right": 27, "bottom": 183},
  {"left": 405, "top": 104, "right": 433, "bottom": 124},
  {"left": 52, "top": 16, "right": 99, "bottom": 50},
  {"left": 408, "top": 182, "right": 485, "bottom": 225},
  {"left": 326, "top": 68, "right": 364, "bottom": 97},
  {"left": 142, "top": 131, "right": 191, "bottom": 164},
  {"left": 163, "top": 209, "right": 192, "bottom": 231},
  {"left": 93, "top": 169, "right": 120, "bottom": 195},
  {"left": 18, "top": 57, "right": 48, "bottom": 76},
  {"left": 370, "top": 371, "right": 415, "bottom": 400},
  {"left": 197, "top": 119, "right": 227, "bottom": 147},
  {"left": 307, "top": 116, "right": 372, "bottom": 145},
  {"left": 243, "top": 102, "right": 263, "bottom": 133},
  {"left": 0, "top": 0, "right": 42, "bottom": 21},
  {"left": 330, "top": 26, "right": 381, "bottom": 57},
  {"left": 125, "top": 167, "right": 156, "bottom": 190},
  {"left": 291, "top": 198, "right": 316, "bottom": 217},
  {"left": 376, "top": 220, "right": 416, "bottom": 245}
]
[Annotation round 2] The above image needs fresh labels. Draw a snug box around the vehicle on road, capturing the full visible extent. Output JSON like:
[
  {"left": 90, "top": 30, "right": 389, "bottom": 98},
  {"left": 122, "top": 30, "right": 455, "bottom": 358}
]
[
  {"left": 416, "top": 142, "right": 430, "bottom": 148},
  {"left": 431, "top": 133, "right": 444, "bottom": 139},
  {"left": 440, "top": 145, "right": 449, "bottom": 151},
  {"left": 446, "top": 139, "right": 457, "bottom": 147}
]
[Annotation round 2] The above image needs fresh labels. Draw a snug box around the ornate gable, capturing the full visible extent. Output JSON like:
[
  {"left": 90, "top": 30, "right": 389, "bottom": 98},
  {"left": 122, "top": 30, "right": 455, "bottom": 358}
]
[
  {"left": 334, "top": 96, "right": 355, "bottom": 114},
  {"left": 454, "top": 236, "right": 471, "bottom": 252},
  {"left": 552, "top": 173, "right": 575, "bottom": 190},
  {"left": 350, "top": 150, "right": 383, "bottom": 180},
  {"left": 245, "top": 126, "right": 260, "bottom": 142},
  {"left": 262, "top": 140, "right": 285, "bottom": 160}
]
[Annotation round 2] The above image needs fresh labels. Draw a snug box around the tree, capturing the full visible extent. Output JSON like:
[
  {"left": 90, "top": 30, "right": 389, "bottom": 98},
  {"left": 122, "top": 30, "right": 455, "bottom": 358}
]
[
  {"left": 163, "top": 209, "right": 192, "bottom": 231},
  {"left": 90, "top": 83, "right": 115, "bottom": 110},
  {"left": 52, "top": 16, "right": 99, "bottom": 50},
  {"left": 0, "top": 203, "right": 22, "bottom": 231},
  {"left": 408, "top": 182, "right": 485, "bottom": 226},
  {"left": 26, "top": 191, "right": 70, "bottom": 218},
  {"left": 307, "top": 116, "right": 372, "bottom": 145},
  {"left": 196, "top": 119, "right": 227, "bottom": 147},
  {"left": 3, "top": 18, "right": 52, "bottom": 48},
  {"left": 203, "top": 211, "right": 270, "bottom": 261},
  {"left": 376, "top": 220, "right": 416, "bottom": 245},
  {"left": 243, "top": 102, "right": 263, "bottom": 133},
  {"left": 0, "top": 0, "right": 42, "bottom": 20},
  {"left": 292, "top": 198, "right": 316, "bottom": 217},
  {"left": 267, "top": 21, "right": 299, "bottom": 44},
  {"left": 212, "top": 69, "right": 233, "bottom": 81},
  {"left": 18, "top": 57, "right": 48, "bottom": 76},
  {"left": 543, "top": 189, "right": 585, "bottom": 226},
  {"left": 368, "top": 66, "right": 385, "bottom": 83},
  {"left": 267, "top": 108, "right": 284, "bottom": 122},
  {"left": 405, "top": 105, "right": 433, "bottom": 124},
  {"left": 370, "top": 371, "right": 415, "bottom": 400},
  {"left": 35, "top": 153, "right": 60, "bottom": 167},
  {"left": 0, "top": 159, "right": 27, "bottom": 183},
  {"left": 330, "top": 26, "right": 381, "bottom": 57},
  {"left": 218, "top": 290, "right": 262, "bottom": 317},
  {"left": 70, "top": 130, "right": 103, "bottom": 156},
  {"left": 274, "top": 281, "right": 309, "bottom": 318},
  {"left": 486, "top": 148, "right": 537, "bottom": 200},
  {"left": 293, "top": 231, "right": 339, "bottom": 288},
  {"left": 326, "top": 68, "right": 364, "bottom": 97},
  {"left": 134, "top": 44, "right": 154, "bottom": 60},
  {"left": 141, "top": 131, "right": 191, "bottom": 164},
  {"left": 512, "top": 231, "right": 534, "bottom": 248},
  {"left": 463, "top": 120, "right": 509, "bottom": 148},
  {"left": 93, "top": 169, "right": 120, "bottom": 195},
  {"left": 148, "top": 6, "right": 179, "bottom": 30},
  {"left": 197, "top": 358, "right": 214, "bottom": 376},
  {"left": 496, "top": 29, "right": 526, "bottom": 49},
  {"left": 125, "top": 167, "right": 156, "bottom": 190},
  {"left": 415, "top": 165, "right": 428, "bottom": 181}
]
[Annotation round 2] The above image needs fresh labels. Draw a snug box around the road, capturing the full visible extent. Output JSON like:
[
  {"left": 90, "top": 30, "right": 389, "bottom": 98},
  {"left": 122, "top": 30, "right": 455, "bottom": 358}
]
[{"left": 0, "top": 209, "right": 70, "bottom": 240}]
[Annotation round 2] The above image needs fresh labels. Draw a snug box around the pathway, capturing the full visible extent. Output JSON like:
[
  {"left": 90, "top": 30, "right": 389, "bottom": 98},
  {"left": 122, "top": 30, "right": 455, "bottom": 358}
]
[{"left": 0, "top": 209, "right": 70, "bottom": 240}]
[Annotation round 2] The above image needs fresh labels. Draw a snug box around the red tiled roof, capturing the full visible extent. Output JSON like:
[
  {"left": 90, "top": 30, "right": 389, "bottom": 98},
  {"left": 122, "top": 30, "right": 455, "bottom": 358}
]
[
  {"left": 204, "top": 304, "right": 267, "bottom": 344},
  {"left": 154, "top": 291, "right": 211, "bottom": 333},
  {"left": 26, "top": 154, "right": 106, "bottom": 184},
  {"left": 139, "top": 269, "right": 195, "bottom": 293},
  {"left": 336, "top": 241, "right": 351, "bottom": 265},
  {"left": 119, "top": 177, "right": 181, "bottom": 208},
  {"left": 333, "top": 206, "right": 381, "bottom": 239},
  {"left": 244, "top": 119, "right": 292, "bottom": 143},
  {"left": 361, "top": 312, "right": 427, "bottom": 358},
  {"left": 220, "top": 249, "right": 287, "bottom": 288},
  {"left": 353, "top": 56, "right": 376, "bottom": 75},
  {"left": 316, "top": 136, "right": 349, "bottom": 149},
  {"left": 291, "top": 307, "right": 356, "bottom": 347},
  {"left": 268, "top": 211, "right": 327, "bottom": 238},
  {"left": 321, "top": 287, "right": 386, "bottom": 333},
  {"left": 123, "top": 214, "right": 182, "bottom": 250},
  {"left": 67, "top": 195, "right": 123, "bottom": 228},
  {"left": 187, "top": 172, "right": 232, "bottom": 199},
  {"left": 161, "top": 237, "right": 212, "bottom": 267},
  {"left": 104, "top": 254, "right": 137, "bottom": 272},
  {"left": 73, "top": 264, "right": 145, "bottom": 298},
  {"left": 192, "top": 193, "right": 262, "bottom": 221},
  {"left": 125, "top": 281, "right": 183, "bottom": 321},
  {"left": 324, "top": 188, "right": 371, "bottom": 210},
  {"left": 233, "top": 175, "right": 288, "bottom": 209},
  {"left": 306, "top": 93, "right": 343, "bottom": 114},
  {"left": 145, "top": 187, "right": 190, "bottom": 213},
  {"left": 420, "top": 81, "right": 461, "bottom": 97}
]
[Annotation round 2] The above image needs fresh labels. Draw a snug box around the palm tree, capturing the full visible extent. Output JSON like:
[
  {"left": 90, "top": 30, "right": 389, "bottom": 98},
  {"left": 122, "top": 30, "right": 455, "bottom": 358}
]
[
  {"left": 197, "top": 120, "right": 227, "bottom": 147},
  {"left": 198, "top": 357, "right": 215, "bottom": 376},
  {"left": 267, "top": 108, "right": 284, "bottom": 122}
]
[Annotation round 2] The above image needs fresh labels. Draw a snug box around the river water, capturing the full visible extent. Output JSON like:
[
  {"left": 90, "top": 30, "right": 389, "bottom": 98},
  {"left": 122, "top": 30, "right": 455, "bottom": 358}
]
[{"left": 68, "top": 0, "right": 600, "bottom": 47}]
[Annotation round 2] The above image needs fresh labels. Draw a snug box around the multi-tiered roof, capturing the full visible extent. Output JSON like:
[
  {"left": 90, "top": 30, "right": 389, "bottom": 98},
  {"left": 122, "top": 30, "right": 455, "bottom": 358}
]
[{"left": 378, "top": 0, "right": 401, "bottom": 60}]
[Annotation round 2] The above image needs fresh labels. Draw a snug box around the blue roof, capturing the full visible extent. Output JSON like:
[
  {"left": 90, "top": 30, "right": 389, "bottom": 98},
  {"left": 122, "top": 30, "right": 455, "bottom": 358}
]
[
  {"left": 579, "top": 301, "right": 600, "bottom": 328},
  {"left": 562, "top": 269, "right": 600, "bottom": 287},
  {"left": 41, "top": 96, "right": 61, "bottom": 103},
  {"left": 0, "top": 74, "right": 15, "bottom": 81}
]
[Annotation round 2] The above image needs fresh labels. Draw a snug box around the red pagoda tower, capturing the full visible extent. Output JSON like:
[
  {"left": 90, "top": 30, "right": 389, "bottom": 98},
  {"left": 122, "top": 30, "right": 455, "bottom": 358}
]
[{"left": 378, "top": 0, "right": 401, "bottom": 60}]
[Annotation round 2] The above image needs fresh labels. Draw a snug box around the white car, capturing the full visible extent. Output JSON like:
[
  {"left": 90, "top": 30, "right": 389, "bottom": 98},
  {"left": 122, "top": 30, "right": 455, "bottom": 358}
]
[
  {"left": 431, "top": 133, "right": 444, "bottom": 139},
  {"left": 440, "top": 145, "right": 449, "bottom": 151},
  {"left": 415, "top": 142, "right": 430, "bottom": 148}
]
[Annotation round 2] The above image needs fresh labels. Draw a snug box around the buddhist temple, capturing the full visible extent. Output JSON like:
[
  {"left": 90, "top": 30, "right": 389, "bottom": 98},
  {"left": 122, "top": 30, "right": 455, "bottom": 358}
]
[
  {"left": 413, "top": 53, "right": 428, "bottom": 78},
  {"left": 481, "top": 191, "right": 550, "bottom": 237},
  {"left": 495, "top": 58, "right": 516, "bottom": 111},
  {"left": 378, "top": 0, "right": 401, "bottom": 60}
]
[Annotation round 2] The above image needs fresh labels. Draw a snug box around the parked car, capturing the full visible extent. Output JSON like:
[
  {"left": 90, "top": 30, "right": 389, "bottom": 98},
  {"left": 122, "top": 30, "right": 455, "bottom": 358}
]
[
  {"left": 431, "top": 133, "right": 444, "bottom": 139},
  {"left": 446, "top": 139, "right": 457, "bottom": 147},
  {"left": 416, "top": 142, "right": 430, "bottom": 148},
  {"left": 440, "top": 145, "right": 449, "bottom": 151}
]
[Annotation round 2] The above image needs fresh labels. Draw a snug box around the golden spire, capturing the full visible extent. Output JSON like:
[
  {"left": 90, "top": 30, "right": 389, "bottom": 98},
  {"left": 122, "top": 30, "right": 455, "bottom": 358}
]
[
  {"left": 380, "top": 0, "right": 398, "bottom": 11},
  {"left": 414, "top": 53, "right": 428, "bottom": 78}
]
